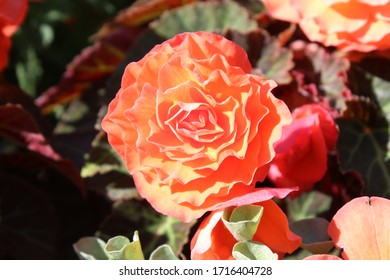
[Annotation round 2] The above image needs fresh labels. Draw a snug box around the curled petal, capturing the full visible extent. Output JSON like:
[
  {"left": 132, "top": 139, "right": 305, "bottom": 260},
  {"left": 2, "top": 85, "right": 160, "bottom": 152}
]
[{"left": 191, "top": 197, "right": 301, "bottom": 259}]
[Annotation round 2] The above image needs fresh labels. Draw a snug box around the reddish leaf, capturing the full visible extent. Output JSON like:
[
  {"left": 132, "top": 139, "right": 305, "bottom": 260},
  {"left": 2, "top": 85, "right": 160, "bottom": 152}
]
[
  {"left": 0, "top": 153, "right": 111, "bottom": 259},
  {"left": 0, "top": 82, "right": 49, "bottom": 134},
  {"left": 35, "top": 0, "right": 198, "bottom": 114},
  {"left": 95, "top": 0, "right": 198, "bottom": 39},
  {"left": 35, "top": 27, "right": 143, "bottom": 114},
  {"left": 0, "top": 171, "right": 58, "bottom": 259},
  {"left": 0, "top": 104, "right": 85, "bottom": 193},
  {"left": 278, "top": 40, "right": 352, "bottom": 113},
  {"left": 0, "top": 104, "right": 57, "bottom": 158}
]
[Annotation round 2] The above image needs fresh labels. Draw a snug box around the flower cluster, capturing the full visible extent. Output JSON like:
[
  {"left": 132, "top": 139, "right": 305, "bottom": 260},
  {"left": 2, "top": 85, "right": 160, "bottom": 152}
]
[
  {"left": 102, "top": 22, "right": 390, "bottom": 258},
  {"left": 3, "top": 0, "right": 390, "bottom": 261},
  {"left": 262, "top": 0, "right": 390, "bottom": 52},
  {"left": 102, "top": 31, "right": 303, "bottom": 257}
]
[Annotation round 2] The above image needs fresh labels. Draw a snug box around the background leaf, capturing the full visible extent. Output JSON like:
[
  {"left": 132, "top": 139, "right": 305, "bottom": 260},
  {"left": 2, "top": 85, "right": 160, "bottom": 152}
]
[
  {"left": 150, "top": 0, "right": 258, "bottom": 38},
  {"left": 149, "top": 244, "right": 179, "bottom": 260},
  {"left": 105, "top": 232, "right": 144, "bottom": 260},
  {"left": 95, "top": 0, "right": 198, "bottom": 38},
  {"left": 73, "top": 237, "right": 109, "bottom": 260},
  {"left": 287, "top": 191, "right": 332, "bottom": 222},
  {"left": 290, "top": 218, "right": 334, "bottom": 254},
  {"left": 256, "top": 38, "right": 294, "bottom": 85},
  {"left": 336, "top": 117, "right": 390, "bottom": 198},
  {"left": 232, "top": 241, "right": 278, "bottom": 260},
  {"left": 0, "top": 172, "right": 58, "bottom": 259}
]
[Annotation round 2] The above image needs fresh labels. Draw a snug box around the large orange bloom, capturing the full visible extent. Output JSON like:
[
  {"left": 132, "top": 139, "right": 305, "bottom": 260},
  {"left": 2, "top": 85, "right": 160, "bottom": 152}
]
[
  {"left": 262, "top": 0, "right": 390, "bottom": 52},
  {"left": 269, "top": 104, "right": 338, "bottom": 195},
  {"left": 0, "top": 0, "right": 28, "bottom": 71},
  {"left": 190, "top": 200, "right": 302, "bottom": 259},
  {"left": 102, "top": 32, "right": 293, "bottom": 222}
]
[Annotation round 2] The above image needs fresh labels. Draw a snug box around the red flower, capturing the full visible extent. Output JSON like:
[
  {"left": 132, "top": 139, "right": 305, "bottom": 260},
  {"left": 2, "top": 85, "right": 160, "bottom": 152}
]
[
  {"left": 0, "top": 0, "right": 28, "bottom": 71},
  {"left": 102, "top": 32, "right": 293, "bottom": 222},
  {"left": 269, "top": 104, "right": 338, "bottom": 196},
  {"left": 191, "top": 199, "right": 302, "bottom": 259}
]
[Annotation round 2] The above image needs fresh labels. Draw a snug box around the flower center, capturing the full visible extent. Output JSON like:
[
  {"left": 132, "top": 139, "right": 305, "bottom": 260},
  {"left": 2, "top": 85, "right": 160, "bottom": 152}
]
[{"left": 166, "top": 102, "right": 224, "bottom": 143}]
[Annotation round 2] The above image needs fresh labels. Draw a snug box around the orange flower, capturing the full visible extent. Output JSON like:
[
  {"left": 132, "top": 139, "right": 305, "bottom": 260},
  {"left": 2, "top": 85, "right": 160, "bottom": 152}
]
[
  {"left": 305, "top": 196, "right": 390, "bottom": 260},
  {"left": 190, "top": 199, "right": 302, "bottom": 259},
  {"left": 102, "top": 32, "right": 293, "bottom": 222},
  {"left": 269, "top": 104, "right": 338, "bottom": 195},
  {"left": 262, "top": 0, "right": 390, "bottom": 52},
  {"left": 0, "top": 0, "right": 28, "bottom": 71}
]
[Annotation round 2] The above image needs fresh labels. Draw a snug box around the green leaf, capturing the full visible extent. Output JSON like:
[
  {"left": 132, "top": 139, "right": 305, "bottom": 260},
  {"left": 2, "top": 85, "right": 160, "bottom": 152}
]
[
  {"left": 373, "top": 77, "right": 390, "bottom": 121},
  {"left": 336, "top": 118, "right": 390, "bottom": 198},
  {"left": 232, "top": 241, "right": 278, "bottom": 260},
  {"left": 149, "top": 244, "right": 179, "bottom": 260},
  {"left": 150, "top": 0, "right": 257, "bottom": 38},
  {"left": 307, "top": 46, "right": 349, "bottom": 97},
  {"left": 105, "top": 232, "right": 145, "bottom": 260},
  {"left": 290, "top": 218, "right": 334, "bottom": 254},
  {"left": 235, "top": 0, "right": 265, "bottom": 14},
  {"left": 147, "top": 216, "right": 195, "bottom": 256},
  {"left": 256, "top": 39, "right": 294, "bottom": 85},
  {"left": 222, "top": 205, "right": 263, "bottom": 241},
  {"left": 372, "top": 76, "right": 390, "bottom": 158},
  {"left": 287, "top": 191, "right": 332, "bottom": 222},
  {"left": 15, "top": 47, "right": 43, "bottom": 97},
  {"left": 73, "top": 237, "right": 109, "bottom": 260}
]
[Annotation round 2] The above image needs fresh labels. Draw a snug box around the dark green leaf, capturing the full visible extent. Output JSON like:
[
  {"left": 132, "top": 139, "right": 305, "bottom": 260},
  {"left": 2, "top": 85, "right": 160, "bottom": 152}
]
[
  {"left": 336, "top": 118, "right": 390, "bottom": 198},
  {"left": 290, "top": 218, "right": 333, "bottom": 254},
  {"left": 372, "top": 76, "right": 390, "bottom": 158},
  {"left": 0, "top": 172, "right": 58, "bottom": 259},
  {"left": 147, "top": 216, "right": 195, "bottom": 256}
]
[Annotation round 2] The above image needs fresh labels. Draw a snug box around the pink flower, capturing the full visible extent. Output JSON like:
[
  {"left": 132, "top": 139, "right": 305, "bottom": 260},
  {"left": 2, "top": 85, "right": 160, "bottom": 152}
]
[{"left": 269, "top": 104, "right": 338, "bottom": 196}]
